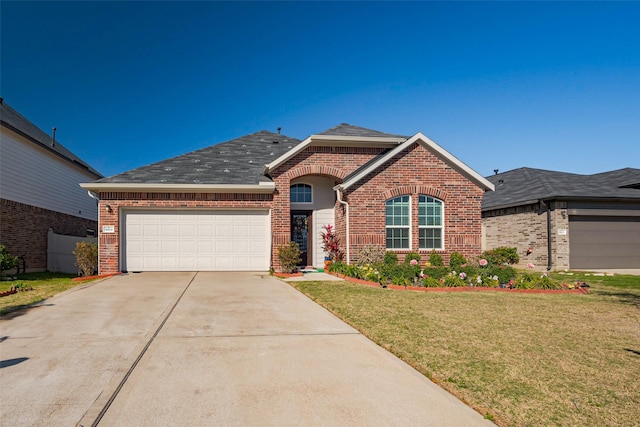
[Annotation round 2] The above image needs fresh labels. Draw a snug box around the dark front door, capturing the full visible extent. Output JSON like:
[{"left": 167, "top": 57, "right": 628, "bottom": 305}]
[{"left": 291, "top": 211, "right": 312, "bottom": 267}]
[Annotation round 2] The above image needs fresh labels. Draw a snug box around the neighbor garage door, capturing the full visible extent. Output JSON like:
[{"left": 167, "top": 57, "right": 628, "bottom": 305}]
[
  {"left": 569, "top": 216, "right": 640, "bottom": 269},
  {"left": 123, "top": 210, "right": 270, "bottom": 271}
]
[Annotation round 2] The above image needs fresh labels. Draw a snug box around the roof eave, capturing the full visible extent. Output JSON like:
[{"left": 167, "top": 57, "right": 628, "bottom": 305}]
[{"left": 79, "top": 182, "right": 276, "bottom": 194}]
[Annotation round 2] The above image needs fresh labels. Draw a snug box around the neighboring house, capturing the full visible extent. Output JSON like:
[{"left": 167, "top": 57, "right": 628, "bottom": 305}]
[
  {"left": 0, "top": 99, "right": 103, "bottom": 272},
  {"left": 81, "top": 124, "right": 494, "bottom": 274},
  {"left": 482, "top": 167, "right": 640, "bottom": 270}
]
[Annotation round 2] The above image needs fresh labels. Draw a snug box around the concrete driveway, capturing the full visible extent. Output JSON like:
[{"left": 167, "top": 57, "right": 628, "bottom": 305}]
[{"left": 0, "top": 272, "right": 492, "bottom": 426}]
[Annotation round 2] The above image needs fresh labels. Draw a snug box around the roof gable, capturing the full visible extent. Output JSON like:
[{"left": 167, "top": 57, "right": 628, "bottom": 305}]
[
  {"left": 336, "top": 133, "right": 494, "bottom": 192},
  {"left": 317, "top": 123, "right": 407, "bottom": 139}
]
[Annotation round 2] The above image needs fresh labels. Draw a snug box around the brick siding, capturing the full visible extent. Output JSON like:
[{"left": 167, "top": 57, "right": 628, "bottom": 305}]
[{"left": 0, "top": 198, "right": 97, "bottom": 272}]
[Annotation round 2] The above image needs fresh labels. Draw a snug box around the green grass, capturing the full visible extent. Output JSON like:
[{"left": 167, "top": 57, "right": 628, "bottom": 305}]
[
  {"left": 0, "top": 272, "right": 90, "bottom": 316},
  {"left": 290, "top": 273, "right": 640, "bottom": 427}
]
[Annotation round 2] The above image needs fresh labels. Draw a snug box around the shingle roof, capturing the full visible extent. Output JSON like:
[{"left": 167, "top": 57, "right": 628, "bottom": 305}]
[
  {"left": 317, "top": 123, "right": 407, "bottom": 139},
  {"left": 0, "top": 99, "right": 102, "bottom": 178},
  {"left": 96, "top": 131, "right": 302, "bottom": 185},
  {"left": 482, "top": 167, "right": 640, "bottom": 210}
]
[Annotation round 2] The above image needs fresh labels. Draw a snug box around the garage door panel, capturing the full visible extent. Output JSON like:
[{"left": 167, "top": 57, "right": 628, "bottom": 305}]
[
  {"left": 124, "top": 210, "right": 269, "bottom": 272},
  {"left": 570, "top": 216, "right": 640, "bottom": 269}
]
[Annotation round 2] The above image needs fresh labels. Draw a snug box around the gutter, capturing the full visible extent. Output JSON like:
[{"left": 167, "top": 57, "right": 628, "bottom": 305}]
[{"left": 335, "top": 189, "right": 350, "bottom": 264}]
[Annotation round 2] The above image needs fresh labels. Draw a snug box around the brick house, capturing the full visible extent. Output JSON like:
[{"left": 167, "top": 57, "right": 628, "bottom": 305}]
[
  {"left": 0, "top": 99, "right": 103, "bottom": 272},
  {"left": 482, "top": 167, "right": 640, "bottom": 270},
  {"left": 81, "top": 124, "right": 494, "bottom": 274}
]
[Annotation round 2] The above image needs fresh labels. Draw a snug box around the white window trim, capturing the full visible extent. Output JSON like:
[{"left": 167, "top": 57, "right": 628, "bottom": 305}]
[
  {"left": 418, "top": 195, "right": 445, "bottom": 250},
  {"left": 385, "top": 195, "right": 411, "bottom": 250},
  {"left": 290, "top": 182, "right": 313, "bottom": 204}
]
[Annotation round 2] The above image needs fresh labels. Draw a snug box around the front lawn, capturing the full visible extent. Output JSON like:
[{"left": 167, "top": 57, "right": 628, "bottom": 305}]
[
  {"left": 290, "top": 273, "right": 640, "bottom": 426},
  {"left": 0, "top": 272, "right": 87, "bottom": 316}
]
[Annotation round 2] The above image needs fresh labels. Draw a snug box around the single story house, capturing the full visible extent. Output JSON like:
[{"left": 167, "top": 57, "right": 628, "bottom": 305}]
[
  {"left": 0, "top": 99, "right": 102, "bottom": 272},
  {"left": 482, "top": 167, "right": 640, "bottom": 270},
  {"left": 81, "top": 124, "right": 494, "bottom": 274}
]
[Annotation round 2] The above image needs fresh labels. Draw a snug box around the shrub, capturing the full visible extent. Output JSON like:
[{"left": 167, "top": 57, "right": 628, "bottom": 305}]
[
  {"left": 423, "top": 266, "right": 451, "bottom": 279},
  {"left": 443, "top": 273, "right": 467, "bottom": 287},
  {"left": 0, "top": 244, "right": 19, "bottom": 276},
  {"left": 383, "top": 251, "right": 398, "bottom": 265},
  {"left": 482, "top": 247, "right": 519, "bottom": 266},
  {"left": 327, "top": 261, "right": 345, "bottom": 274},
  {"left": 422, "top": 277, "right": 442, "bottom": 288},
  {"left": 277, "top": 242, "right": 301, "bottom": 273},
  {"left": 429, "top": 250, "right": 444, "bottom": 267},
  {"left": 486, "top": 265, "right": 517, "bottom": 285},
  {"left": 379, "top": 263, "right": 419, "bottom": 284},
  {"left": 449, "top": 251, "right": 467, "bottom": 270},
  {"left": 404, "top": 251, "right": 421, "bottom": 264},
  {"left": 516, "top": 272, "right": 561, "bottom": 290},
  {"left": 356, "top": 245, "right": 385, "bottom": 266},
  {"left": 73, "top": 241, "right": 98, "bottom": 276}
]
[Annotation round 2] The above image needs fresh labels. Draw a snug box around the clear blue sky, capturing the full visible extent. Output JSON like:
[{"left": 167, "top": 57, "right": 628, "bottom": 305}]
[{"left": 2, "top": 1, "right": 639, "bottom": 179}]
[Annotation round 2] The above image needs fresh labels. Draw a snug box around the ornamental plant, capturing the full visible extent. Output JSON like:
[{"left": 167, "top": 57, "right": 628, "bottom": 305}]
[
  {"left": 320, "top": 224, "right": 345, "bottom": 262},
  {"left": 277, "top": 241, "right": 301, "bottom": 273},
  {"left": 0, "top": 244, "right": 19, "bottom": 276}
]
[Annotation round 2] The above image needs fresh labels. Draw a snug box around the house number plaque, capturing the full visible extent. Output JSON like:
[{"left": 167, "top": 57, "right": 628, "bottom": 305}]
[{"left": 102, "top": 225, "right": 115, "bottom": 233}]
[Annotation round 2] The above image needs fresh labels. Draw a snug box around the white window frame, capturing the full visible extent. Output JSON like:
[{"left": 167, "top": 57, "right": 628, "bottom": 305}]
[
  {"left": 385, "top": 195, "right": 411, "bottom": 250},
  {"left": 418, "top": 195, "right": 444, "bottom": 250},
  {"left": 290, "top": 183, "right": 313, "bottom": 204}
]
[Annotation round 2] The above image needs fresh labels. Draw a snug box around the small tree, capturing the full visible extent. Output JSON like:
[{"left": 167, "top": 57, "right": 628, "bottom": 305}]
[
  {"left": 73, "top": 241, "right": 98, "bottom": 276},
  {"left": 320, "top": 224, "right": 345, "bottom": 262},
  {"left": 0, "top": 244, "right": 19, "bottom": 277},
  {"left": 277, "top": 242, "right": 301, "bottom": 273}
]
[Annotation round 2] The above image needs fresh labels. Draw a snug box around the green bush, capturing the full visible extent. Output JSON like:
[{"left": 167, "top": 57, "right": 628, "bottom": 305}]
[
  {"left": 516, "top": 272, "right": 561, "bottom": 290},
  {"left": 486, "top": 265, "right": 517, "bottom": 285},
  {"left": 422, "top": 277, "right": 442, "bottom": 288},
  {"left": 0, "top": 244, "right": 19, "bottom": 276},
  {"left": 429, "top": 250, "right": 444, "bottom": 266},
  {"left": 404, "top": 252, "right": 421, "bottom": 264},
  {"left": 356, "top": 245, "right": 385, "bottom": 266},
  {"left": 482, "top": 247, "right": 519, "bottom": 266},
  {"left": 73, "top": 241, "right": 98, "bottom": 276},
  {"left": 423, "top": 266, "right": 450, "bottom": 279},
  {"left": 379, "top": 263, "right": 419, "bottom": 284},
  {"left": 443, "top": 274, "right": 467, "bottom": 287},
  {"left": 383, "top": 251, "right": 399, "bottom": 265},
  {"left": 277, "top": 242, "right": 301, "bottom": 273},
  {"left": 449, "top": 251, "right": 467, "bottom": 270}
]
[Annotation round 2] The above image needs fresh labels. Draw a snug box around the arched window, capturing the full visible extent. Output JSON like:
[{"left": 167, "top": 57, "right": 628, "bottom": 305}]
[
  {"left": 290, "top": 183, "right": 312, "bottom": 203},
  {"left": 418, "top": 195, "right": 444, "bottom": 249},
  {"left": 385, "top": 195, "right": 410, "bottom": 249}
]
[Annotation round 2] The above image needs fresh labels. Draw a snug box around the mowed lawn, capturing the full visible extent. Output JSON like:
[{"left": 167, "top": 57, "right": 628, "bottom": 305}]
[
  {"left": 0, "top": 272, "right": 82, "bottom": 316},
  {"left": 290, "top": 273, "right": 640, "bottom": 427}
]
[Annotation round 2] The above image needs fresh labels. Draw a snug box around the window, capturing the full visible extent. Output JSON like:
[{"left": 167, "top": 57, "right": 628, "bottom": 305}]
[
  {"left": 419, "top": 195, "right": 443, "bottom": 249},
  {"left": 290, "top": 183, "right": 312, "bottom": 203},
  {"left": 386, "top": 196, "right": 410, "bottom": 249}
]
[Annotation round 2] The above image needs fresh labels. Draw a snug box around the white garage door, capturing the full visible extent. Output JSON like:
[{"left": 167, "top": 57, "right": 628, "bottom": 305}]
[{"left": 123, "top": 210, "right": 270, "bottom": 271}]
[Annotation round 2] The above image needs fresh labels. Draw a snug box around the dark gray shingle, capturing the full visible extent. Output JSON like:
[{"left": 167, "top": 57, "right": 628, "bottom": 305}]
[
  {"left": 482, "top": 167, "right": 640, "bottom": 210},
  {"left": 316, "top": 123, "right": 407, "bottom": 139},
  {"left": 96, "top": 131, "right": 302, "bottom": 185}
]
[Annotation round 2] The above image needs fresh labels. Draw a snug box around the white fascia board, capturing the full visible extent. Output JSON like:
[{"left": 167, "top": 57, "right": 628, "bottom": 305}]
[
  {"left": 413, "top": 133, "right": 495, "bottom": 191},
  {"left": 79, "top": 182, "right": 276, "bottom": 193},
  {"left": 264, "top": 136, "right": 313, "bottom": 175},
  {"left": 309, "top": 134, "right": 407, "bottom": 144},
  {"left": 336, "top": 133, "right": 495, "bottom": 192}
]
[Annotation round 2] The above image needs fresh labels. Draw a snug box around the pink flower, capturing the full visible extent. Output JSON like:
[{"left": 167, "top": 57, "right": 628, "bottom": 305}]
[
  {"left": 527, "top": 263, "right": 535, "bottom": 269},
  {"left": 479, "top": 259, "right": 488, "bottom": 267},
  {"left": 459, "top": 272, "right": 467, "bottom": 279},
  {"left": 410, "top": 259, "right": 418, "bottom": 266}
]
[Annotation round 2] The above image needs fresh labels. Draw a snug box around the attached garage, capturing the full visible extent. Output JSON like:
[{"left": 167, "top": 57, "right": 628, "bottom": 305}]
[
  {"left": 569, "top": 215, "right": 640, "bottom": 269},
  {"left": 122, "top": 210, "right": 270, "bottom": 272}
]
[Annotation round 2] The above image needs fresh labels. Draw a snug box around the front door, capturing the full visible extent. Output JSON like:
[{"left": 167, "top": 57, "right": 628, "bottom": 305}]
[{"left": 291, "top": 211, "right": 312, "bottom": 267}]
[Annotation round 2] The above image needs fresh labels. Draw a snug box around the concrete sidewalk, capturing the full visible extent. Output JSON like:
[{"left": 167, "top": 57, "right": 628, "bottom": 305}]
[{"left": 1, "top": 272, "right": 493, "bottom": 426}]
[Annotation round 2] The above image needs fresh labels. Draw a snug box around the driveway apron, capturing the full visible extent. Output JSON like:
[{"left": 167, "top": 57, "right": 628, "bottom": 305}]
[{"left": 1, "top": 272, "right": 492, "bottom": 426}]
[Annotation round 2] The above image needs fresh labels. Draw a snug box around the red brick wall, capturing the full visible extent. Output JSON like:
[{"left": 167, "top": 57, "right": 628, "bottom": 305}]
[
  {"left": 96, "top": 192, "right": 273, "bottom": 274},
  {"left": 0, "top": 198, "right": 98, "bottom": 272},
  {"left": 270, "top": 143, "right": 485, "bottom": 267}
]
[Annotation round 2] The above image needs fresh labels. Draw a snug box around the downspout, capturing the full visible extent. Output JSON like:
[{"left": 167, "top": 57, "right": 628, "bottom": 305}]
[
  {"left": 87, "top": 190, "right": 101, "bottom": 274},
  {"left": 541, "top": 200, "right": 552, "bottom": 271},
  {"left": 335, "top": 189, "right": 350, "bottom": 264}
]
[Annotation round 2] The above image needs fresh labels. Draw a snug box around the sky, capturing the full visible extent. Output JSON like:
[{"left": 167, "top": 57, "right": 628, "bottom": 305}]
[{"left": 1, "top": 1, "right": 639, "bottom": 179}]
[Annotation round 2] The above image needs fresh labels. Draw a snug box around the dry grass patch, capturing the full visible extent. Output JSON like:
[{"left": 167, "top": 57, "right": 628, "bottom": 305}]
[{"left": 291, "top": 275, "right": 640, "bottom": 426}]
